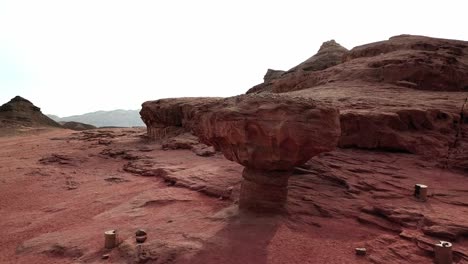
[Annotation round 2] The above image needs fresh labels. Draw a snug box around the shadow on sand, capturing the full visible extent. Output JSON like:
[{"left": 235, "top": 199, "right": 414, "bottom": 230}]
[{"left": 183, "top": 211, "right": 282, "bottom": 264}]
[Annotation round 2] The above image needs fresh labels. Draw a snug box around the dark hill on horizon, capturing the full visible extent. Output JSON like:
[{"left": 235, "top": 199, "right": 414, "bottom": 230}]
[
  {"left": 48, "top": 109, "right": 145, "bottom": 128},
  {"left": 0, "top": 96, "right": 61, "bottom": 129}
]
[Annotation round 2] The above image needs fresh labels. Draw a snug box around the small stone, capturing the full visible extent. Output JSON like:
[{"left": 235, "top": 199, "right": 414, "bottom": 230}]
[
  {"left": 136, "top": 235, "right": 147, "bottom": 243},
  {"left": 102, "top": 254, "right": 110, "bottom": 259},
  {"left": 135, "top": 229, "right": 147, "bottom": 236},
  {"left": 355, "top": 248, "right": 367, "bottom": 256}
]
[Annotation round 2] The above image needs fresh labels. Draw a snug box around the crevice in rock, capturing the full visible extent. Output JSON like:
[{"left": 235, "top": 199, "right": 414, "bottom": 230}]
[{"left": 445, "top": 96, "right": 468, "bottom": 168}]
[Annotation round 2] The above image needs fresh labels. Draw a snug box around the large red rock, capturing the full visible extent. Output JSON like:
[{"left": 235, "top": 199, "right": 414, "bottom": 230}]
[
  {"left": 195, "top": 94, "right": 340, "bottom": 212},
  {"left": 193, "top": 94, "right": 340, "bottom": 171},
  {"left": 246, "top": 35, "right": 468, "bottom": 170}
]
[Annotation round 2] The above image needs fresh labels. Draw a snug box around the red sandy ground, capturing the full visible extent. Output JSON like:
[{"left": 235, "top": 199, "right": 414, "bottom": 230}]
[{"left": 0, "top": 128, "right": 467, "bottom": 264}]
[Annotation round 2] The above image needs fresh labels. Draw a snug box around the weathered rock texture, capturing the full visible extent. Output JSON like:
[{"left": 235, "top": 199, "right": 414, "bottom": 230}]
[
  {"left": 248, "top": 35, "right": 468, "bottom": 94},
  {"left": 140, "top": 97, "right": 221, "bottom": 139},
  {"left": 193, "top": 94, "right": 340, "bottom": 171},
  {"left": 247, "top": 35, "right": 468, "bottom": 170}
]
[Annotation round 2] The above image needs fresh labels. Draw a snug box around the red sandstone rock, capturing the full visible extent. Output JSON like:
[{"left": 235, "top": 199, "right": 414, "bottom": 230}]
[
  {"left": 140, "top": 97, "right": 221, "bottom": 140},
  {"left": 248, "top": 35, "right": 468, "bottom": 94},
  {"left": 246, "top": 35, "right": 468, "bottom": 169},
  {"left": 189, "top": 94, "right": 340, "bottom": 212},
  {"left": 193, "top": 94, "right": 341, "bottom": 171}
]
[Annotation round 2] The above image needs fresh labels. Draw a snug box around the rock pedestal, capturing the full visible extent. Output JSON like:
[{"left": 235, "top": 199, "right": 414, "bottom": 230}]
[
  {"left": 239, "top": 168, "right": 292, "bottom": 213},
  {"left": 193, "top": 94, "right": 341, "bottom": 213}
]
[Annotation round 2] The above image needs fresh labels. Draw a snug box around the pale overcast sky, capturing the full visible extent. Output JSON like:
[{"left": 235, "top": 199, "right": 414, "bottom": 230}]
[{"left": 0, "top": 0, "right": 467, "bottom": 116}]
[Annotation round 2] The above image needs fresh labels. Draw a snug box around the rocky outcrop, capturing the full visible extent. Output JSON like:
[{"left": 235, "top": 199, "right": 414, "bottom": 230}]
[
  {"left": 288, "top": 39, "right": 348, "bottom": 72},
  {"left": 0, "top": 96, "right": 61, "bottom": 128},
  {"left": 141, "top": 94, "right": 341, "bottom": 212},
  {"left": 248, "top": 35, "right": 468, "bottom": 94},
  {"left": 140, "top": 97, "right": 221, "bottom": 139},
  {"left": 248, "top": 39, "right": 349, "bottom": 94},
  {"left": 263, "top": 69, "right": 285, "bottom": 82},
  {"left": 245, "top": 35, "right": 468, "bottom": 169}
]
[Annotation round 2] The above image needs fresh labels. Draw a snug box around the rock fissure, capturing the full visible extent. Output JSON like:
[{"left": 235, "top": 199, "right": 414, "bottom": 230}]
[{"left": 445, "top": 95, "right": 468, "bottom": 168}]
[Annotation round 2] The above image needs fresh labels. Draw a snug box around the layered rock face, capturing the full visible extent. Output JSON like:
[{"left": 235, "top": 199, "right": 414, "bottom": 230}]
[
  {"left": 140, "top": 97, "right": 221, "bottom": 139},
  {"left": 246, "top": 35, "right": 468, "bottom": 170},
  {"left": 141, "top": 94, "right": 341, "bottom": 212},
  {"left": 248, "top": 35, "right": 468, "bottom": 94},
  {"left": 193, "top": 94, "right": 340, "bottom": 170}
]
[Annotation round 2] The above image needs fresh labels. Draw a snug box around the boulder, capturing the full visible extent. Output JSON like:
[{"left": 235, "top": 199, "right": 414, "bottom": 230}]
[{"left": 194, "top": 94, "right": 340, "bottom": 171}]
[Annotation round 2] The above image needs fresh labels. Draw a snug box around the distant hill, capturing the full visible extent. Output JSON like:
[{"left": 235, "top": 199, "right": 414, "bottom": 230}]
[
  {"left": 48, "top": 109, "right": 144, "bottom": 127},
  {"left": 0, "top": 96, "right": 61, "bottom": 128}
]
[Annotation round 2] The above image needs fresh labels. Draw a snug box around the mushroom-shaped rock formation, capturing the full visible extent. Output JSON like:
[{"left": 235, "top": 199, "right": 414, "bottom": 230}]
[{"left": 194, "top": 94, "right": 341, "bottom": 212}]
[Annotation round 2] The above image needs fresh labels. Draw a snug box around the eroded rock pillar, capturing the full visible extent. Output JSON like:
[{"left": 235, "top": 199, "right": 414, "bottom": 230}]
[{"left": 239, "top": 168, "right": 291, "bottom": 213}]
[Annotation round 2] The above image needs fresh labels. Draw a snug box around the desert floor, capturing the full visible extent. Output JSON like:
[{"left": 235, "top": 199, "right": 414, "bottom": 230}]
[{"left": 0, "top": 128, "right": 467, "bottom": 264}]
